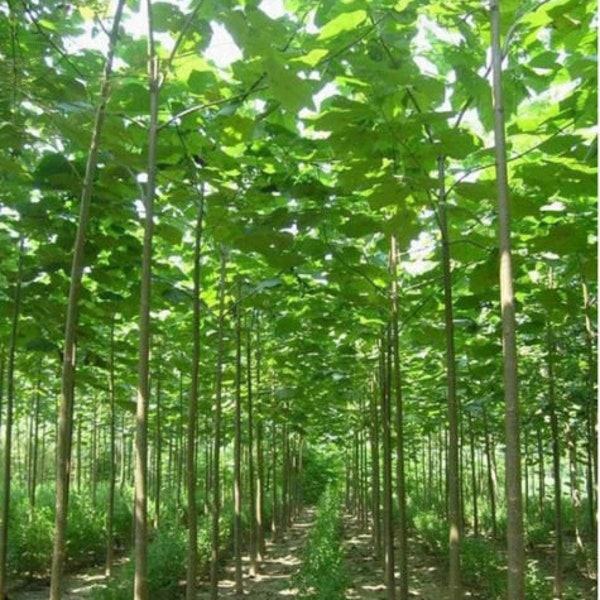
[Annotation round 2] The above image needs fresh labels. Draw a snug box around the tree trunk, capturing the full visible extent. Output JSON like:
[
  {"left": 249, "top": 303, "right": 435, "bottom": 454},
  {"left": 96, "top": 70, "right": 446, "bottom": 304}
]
[
  {"left": 483, "top": 407, "right": 498, "bottom": 539},
  {"left": 134, "top": 5, "right": 160, "bottom": 595},
  {"left": 49, "top": 4, "right": 125, "bottom": 596},
  {"left": 546, "top": 323, "right": 563, "bottom": 598},
  {"left": 380, "top": 335, "right": 395, "bottom": 600},
  {"left": 186, "top": 197, "right": 203, "bottom": 600},
  {"left": 369, "top": 374, "right": 381, "bottom": 560},
  {"left": 0, "top": 239, "right": 23, "bottom": 595},
  {"left": 468, "top": 411, "right": 479, "bottom": 536},
  {"left": 106, "top": 317, "right": 117, "bottom": 576},
  {"left": 566, "top": 426, "right": 583, "bottom": 551},
  {"left": 390, "top": 234, "right": 408, "bottom": 600},
  {"left": 438, "top": 155, "right": 462, "bottom": 599},
  {"left": 154, "top": 371, "right": 162, "bottom": 528},
  {"left": 246, "top": 312, "right": 258, "bottom": 576},
  {"left": 581, "top": 276, "right": 597, "bottom": 537},
  {"left": 490, "top": 3, "right": 524, "bottom": 597},
  {"left": 254, "top": 317, "right": 266, "bottom": 560},
  {"left": 29, "top": 371, "right": 41, "bottom": 509},
  {"left": 210, "top": 249, "right": 228, "bottom": 600},
  {"left": 536, "top": 427, "right": 546, "bottom": 516},
  {"left": 256, "top": 414, "right": 266, "bottom": 560},
  {"left": 233, "top": 281, "right": 243, "bottom": 595},
  {"left": 271, "top": 421, "right": 280, "bottom": 542}
]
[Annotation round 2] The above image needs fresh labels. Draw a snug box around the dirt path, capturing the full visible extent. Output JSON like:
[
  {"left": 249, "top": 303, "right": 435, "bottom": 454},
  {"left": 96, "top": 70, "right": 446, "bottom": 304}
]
[
  {"left": 9, "top": 564, "right": 116, "bottom": 599},
  {"left": 197, "top": 509, "right": 314, "bottom": 599},
  {"left": 341, "top": 513, "right": 449, "bottom": 600}
]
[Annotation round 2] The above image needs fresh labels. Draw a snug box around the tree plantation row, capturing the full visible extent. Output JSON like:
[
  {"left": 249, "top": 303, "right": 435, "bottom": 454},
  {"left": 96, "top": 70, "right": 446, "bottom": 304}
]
[{"left": 0, "top": 0, "right": 596, "bottom": 599}]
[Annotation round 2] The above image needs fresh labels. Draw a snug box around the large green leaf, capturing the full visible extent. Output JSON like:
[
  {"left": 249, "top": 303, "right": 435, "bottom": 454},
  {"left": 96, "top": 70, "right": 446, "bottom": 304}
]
[
  {"left": 263, "top": 55, "right": 314, "bottom": 112},
  {"left": 317, "top": 10, "right": 367, "bottom": 41}
]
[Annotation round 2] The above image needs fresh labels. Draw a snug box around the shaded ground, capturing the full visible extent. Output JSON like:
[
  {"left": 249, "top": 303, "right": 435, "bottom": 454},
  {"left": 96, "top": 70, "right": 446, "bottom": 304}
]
[
  {"left": 197, "top": 509, "right": 314, "bottom": 599},
  {"left": 9, "top": 510, "right": 596, "bottom": 599},
  {"left": 341, "top": 513, "right": 449, "bottom": 600},
  {"left": 10, "top": 563, "right": 117, "bottom": 599}
]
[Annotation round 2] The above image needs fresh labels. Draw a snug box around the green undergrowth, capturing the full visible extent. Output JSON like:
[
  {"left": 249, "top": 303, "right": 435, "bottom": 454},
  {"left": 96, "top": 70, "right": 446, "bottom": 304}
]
[
  {"left": 92, "top": 511, "right": 233, "bottom": 600},
  {"left": 295, "top": 487, "right": 348, "bottom": 600},
  {"left": 409, "top": 500, "right": 595, "bottom": 599},
  {"left": 6, "top": 483, "right": 133, "bottom": 578}
]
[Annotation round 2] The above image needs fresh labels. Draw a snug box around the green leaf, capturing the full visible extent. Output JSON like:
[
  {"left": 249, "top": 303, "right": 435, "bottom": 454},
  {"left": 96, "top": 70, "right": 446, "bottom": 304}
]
[
  {"left": 187, "top": 69, "right": 218, "bottom": 94},
  {"left": 438, "top": 129, "right": 482, "bottom": 160},
  {"left": 152, "top": 2, "right": 184, "bottom": 32},
  {"left": 263, "top": 55, "right": 314, "bottom": 112},
  {"left": 155, "top": 222, "right": 183, "bottom": 246},
  {"left": 318, "top": 10, "right": 367, "bottom": 40}
]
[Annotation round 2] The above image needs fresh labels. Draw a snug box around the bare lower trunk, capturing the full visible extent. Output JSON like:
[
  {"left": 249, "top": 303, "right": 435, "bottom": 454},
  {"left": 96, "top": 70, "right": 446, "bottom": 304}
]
[
  {"left": 490, "top": 3, "right": 524, "bottom": 597},
  {"left": 49, "top": 5, "right": 125, "bottom": 597}
]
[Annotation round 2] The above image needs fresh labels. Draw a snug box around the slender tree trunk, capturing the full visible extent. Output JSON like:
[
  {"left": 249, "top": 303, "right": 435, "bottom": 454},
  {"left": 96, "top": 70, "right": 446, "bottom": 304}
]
[
  {"left": 29, "top": 372, "right": 41, "bottom": 509},
  {"left": 380, "top": 335, "right": 395, "bottom": 600},
  {"left": 523, "top": 429, "right": 530, "bottom": 520},
  {"left": 153, "top": 371, "right": 162, "bottom": 528},
  {"left": 256, "top": 414, "right": 266, "bottom": 560},
  {"left": 369, "top": 374, "right": 381, "bottom": 559},
  {"left": 0, "top": 239, "right": 23, "bottom": 594},
  {"left": 437, "top": 155, "right": 462, "bottom": 599},
  {"left": 0, "top": 349, "right": 5, "bottom": 435},
  {"left": 49, "top": 5, "right": 125, "bottom": 597},
  {"left": 390, "top": 234, "right": 408, "bottom": 600},
  {"left": 490, "top": 3, "right": 524, "bottom": 597},
  {"left": 134, "top": 4, "right": 160, "bottom": 596},
  {"left": 537, "top": 427, "right": 546, "bottom": 516},
  {"left": 246, "top": 312, "right": 258, "bottom": 576},
  {"left": 106, "top": 317, "right": 116, "bottom": 576},
  {"left": 254, "top": 316, "right": 266, "bottom": 559},
  {"left": 468, "top": 412, "right": 479, "bottom": 536},
  {"left": 546, "top": 323, "right": 563, "bottom": 598},
  {"left": 210, "top": 249, "right": 228, "bottom": 600},
  {"left": 176, "top": 372, "right": 185, "bottom": 510},
  {"left": 281, "top": 417, "right": 291, "bottom": 530},
  {"left": 566, "top": 427, "right": 583, "bottom": 550},
  {"left": 233, "top": 281, "right": 243, "bottom": 595},
  {"left": 271, "top": 421, "right": 280, "bottom": 542},
  {"left": 483, "top": 408, "right": 498, "bottom": 539},
  {"left": 186, "top": 197, "right": 203, "bottom": 600},
  {"left": 581, "top": 276, "right": 597, "bottom": 537}
]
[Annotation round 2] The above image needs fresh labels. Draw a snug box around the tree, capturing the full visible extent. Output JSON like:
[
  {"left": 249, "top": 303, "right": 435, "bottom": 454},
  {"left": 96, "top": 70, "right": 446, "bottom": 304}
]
[{"left": 490, "top": 2, "right": 524, "bottom": 597}]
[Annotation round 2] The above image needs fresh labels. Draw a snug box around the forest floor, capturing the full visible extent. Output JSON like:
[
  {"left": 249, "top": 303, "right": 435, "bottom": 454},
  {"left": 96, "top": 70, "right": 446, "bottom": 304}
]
[
  {"left": 8, "top": 507, "right": 449, "bottom": 599},
  {"left": 8, "top": 509, "right": 596, "bottom": 599}
]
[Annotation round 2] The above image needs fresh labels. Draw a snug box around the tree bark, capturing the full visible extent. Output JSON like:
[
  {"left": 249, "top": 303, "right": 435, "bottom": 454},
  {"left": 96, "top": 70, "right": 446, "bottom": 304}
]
[
  {"left": 369, "top": 374, "right": 381, "bottom": 560},
  {"left": 106, "top": 317, "right": 116, "bottom": 576},
  {"left": 210, "top": 249, "right": 227, "bottom": 600},
  {"left": 233, "top": 281, "right": 243, "bottom": 595},
  {"left": 0, "top": 239, "right": 23, "bottom": 595},
  {"left": 490, "top": 2, "right": 524, "bottom": 597},
  {"left": 246, "top": 311, "right": 258, "bottom": 575},
  {"left": 49, "top": 5, "right": 125, "bottom": 597},
  {"left": 438, "top": 155, "right": 462, "bottom": 600},
  {"left": 186, "top": 198, "right": 203, "bottom": 599},
  {"left": 134, "top": 4, "right": 160, "bottom": 595},
  {"left": 546, "top": 323, "right": 563, "bottom": 598},
  {"left": 390, "top": 234, "right": 408, "bottom": 600},
  {"left": 380, "top": 335, "right": 395, "bottom": 600}
]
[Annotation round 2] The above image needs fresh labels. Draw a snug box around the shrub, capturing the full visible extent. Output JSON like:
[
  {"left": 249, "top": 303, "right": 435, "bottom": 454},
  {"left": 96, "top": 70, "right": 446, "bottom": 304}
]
[
  {"left": 93, "top": 525, "right": 187, "bottom": 600},
  {"left": 460, "top": 536, "right": 505, "bottom": 598},
  {"left": 295, "top": 487, "right": 347, "bottom": 600},
  {"left": 66, "top": 492, "right": 107, "bottom": 568},
  {"left": 8, "top": 502, "right": 54, "bottom": 576}
]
